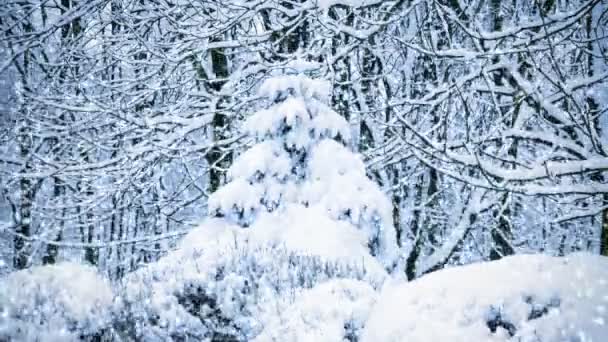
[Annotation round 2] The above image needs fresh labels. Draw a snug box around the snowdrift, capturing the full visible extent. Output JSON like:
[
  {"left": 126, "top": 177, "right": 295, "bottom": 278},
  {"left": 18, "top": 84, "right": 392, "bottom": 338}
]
[{"left": 363, "top": 253, "right": 608, "bottom": 342}]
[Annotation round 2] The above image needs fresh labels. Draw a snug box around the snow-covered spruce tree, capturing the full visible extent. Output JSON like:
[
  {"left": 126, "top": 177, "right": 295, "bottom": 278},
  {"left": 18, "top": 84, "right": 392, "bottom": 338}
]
[{"left": 209, "top": 73, "right": 398, "bottom": 268}]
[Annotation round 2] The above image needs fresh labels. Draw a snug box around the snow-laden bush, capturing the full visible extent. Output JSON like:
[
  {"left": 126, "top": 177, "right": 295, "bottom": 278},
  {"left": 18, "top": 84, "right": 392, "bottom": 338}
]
[
  {"left": 0, "top": 262, "right": 114, "bottom": 341},
  {"left": 362, "top": 253, "right": 608, "bottom": 342},
  {"left": 117, "top": 218, "right": 387, "bottom": 341}
]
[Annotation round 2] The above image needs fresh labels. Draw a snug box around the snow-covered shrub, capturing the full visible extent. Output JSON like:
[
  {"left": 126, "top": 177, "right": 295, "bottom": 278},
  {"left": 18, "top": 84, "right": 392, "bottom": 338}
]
[
  {"left": 362, "top": 253, "right": 608, "bottom": 342},
  {"left": 0, "top": 262, "right": 114, "bottom": 341},
  {"left": 208, "top": 74, "right": 398, "bottom": 269},
  {"left": 117, "top": 219, "right": 387, "bottom": 341}
]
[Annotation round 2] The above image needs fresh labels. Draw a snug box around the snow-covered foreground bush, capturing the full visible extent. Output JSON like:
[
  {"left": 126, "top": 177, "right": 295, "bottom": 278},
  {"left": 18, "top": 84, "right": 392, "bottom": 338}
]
[
  {"left": 116, "top": 218, "right": 386, "bottom": 341},
  {"left": 0, "top": 262, "right": 114, "bottom": 341},
  {"left": 363, "top": 253, "right": 608, "bottom": 342}
]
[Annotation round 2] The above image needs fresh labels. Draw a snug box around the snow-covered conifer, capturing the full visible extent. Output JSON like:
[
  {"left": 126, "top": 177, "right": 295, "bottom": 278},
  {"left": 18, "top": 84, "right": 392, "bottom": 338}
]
[{"left": 209, "top": 74, "right": 398, "bottom": 268}]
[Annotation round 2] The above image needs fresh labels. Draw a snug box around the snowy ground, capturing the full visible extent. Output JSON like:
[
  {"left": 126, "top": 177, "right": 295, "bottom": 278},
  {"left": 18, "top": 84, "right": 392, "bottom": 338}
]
[{"left": 1, "top": 233, "right": 607, "bottom": 341}]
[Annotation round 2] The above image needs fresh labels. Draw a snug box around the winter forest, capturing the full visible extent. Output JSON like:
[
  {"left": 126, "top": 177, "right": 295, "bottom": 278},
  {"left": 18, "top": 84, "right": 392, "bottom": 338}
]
[{"left": 0, "top": 0, "right": 608, "bottom": 340}]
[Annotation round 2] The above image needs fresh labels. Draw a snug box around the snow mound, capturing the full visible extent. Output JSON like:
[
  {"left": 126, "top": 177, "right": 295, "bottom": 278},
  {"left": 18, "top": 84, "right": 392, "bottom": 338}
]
[
  {"left": 0, "top": 262, "right": 114, "bottom": 341},
  {"left": 255, "top": 279, "right": 377, "bottom": 342},
  {"left": 362, "top": 253, "right": 608, "bottom": 342}
]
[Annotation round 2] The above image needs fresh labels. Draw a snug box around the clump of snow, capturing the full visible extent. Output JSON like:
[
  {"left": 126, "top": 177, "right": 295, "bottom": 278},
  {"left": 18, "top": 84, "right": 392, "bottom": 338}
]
[
  {"left": 307, "top": 139, "right": 366, "bottom": 180},
  {"left": 228, "top": 141, "right": 291, "bottom": 181},
  {"left": 282, "top": 59, "right": 322, "bottom": 73},
  {"left": 255, "top": 279, "right": 377, "bottom": 342},
  {"left": 0, "top": 262, "right": 114, "bottom": 341},
  {"left": 249, "top": 203, "right": 387, "bottom": 277},
  {"left": 303, "top": 139, "right": 397, "bottom": 266},
  {"left": 208, "top": 178, "right": 266, "bottom": 226},
  {"left": 362, "top": 253, "right": 608, "bottom": 342}
]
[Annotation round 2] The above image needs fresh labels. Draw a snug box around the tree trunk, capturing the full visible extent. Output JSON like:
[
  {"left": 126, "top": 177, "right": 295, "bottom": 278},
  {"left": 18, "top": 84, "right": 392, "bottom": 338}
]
[
  {"left": 206, "top": 40, "right": 231, "bottom": 193},
  {"left": 601, "top": 195, "right": 608, "bottom": 256}
]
